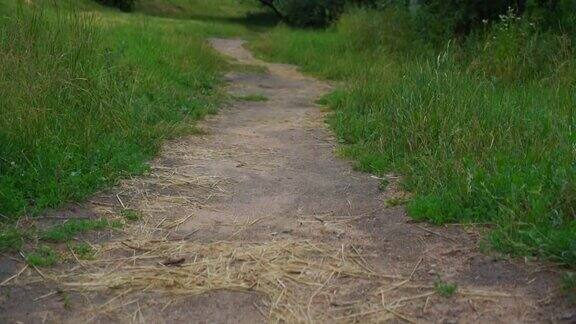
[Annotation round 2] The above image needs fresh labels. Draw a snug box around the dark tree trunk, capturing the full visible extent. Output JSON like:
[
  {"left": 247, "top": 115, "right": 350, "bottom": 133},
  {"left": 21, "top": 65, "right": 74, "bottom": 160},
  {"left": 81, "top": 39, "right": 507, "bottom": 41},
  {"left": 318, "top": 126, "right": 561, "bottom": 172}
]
[{"left": 259, "top": 0, "right": 284, "bottom": 18}]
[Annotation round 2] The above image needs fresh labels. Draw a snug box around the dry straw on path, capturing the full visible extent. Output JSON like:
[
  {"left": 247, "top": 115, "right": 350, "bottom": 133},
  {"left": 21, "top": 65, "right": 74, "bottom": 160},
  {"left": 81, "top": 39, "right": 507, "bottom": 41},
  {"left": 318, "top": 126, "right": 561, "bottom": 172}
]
[{"left": 46, "top": 236, "right": 432, "bottom": 322}]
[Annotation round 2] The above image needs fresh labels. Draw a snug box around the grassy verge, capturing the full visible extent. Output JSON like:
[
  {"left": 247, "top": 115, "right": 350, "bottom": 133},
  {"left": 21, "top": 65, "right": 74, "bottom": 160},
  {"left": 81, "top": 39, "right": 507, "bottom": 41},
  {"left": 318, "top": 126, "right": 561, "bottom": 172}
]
[
  {"left": 0, "top": 0, "right": 265, "bottom": 255},
  {"left": 252, "top": 8, "right": 576, "bottom": 266},
  {"left": 1, "top": 217, "right": 121, "bottom": 266}
]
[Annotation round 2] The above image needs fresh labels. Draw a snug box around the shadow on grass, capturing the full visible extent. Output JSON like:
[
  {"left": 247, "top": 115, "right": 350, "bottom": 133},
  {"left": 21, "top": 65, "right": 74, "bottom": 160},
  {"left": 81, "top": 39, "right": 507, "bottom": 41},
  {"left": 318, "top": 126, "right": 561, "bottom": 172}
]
[
  {"left": 139, "top": 9, "right": 281, "bottom": 32},
  {"left": 189, "top": 12, "right": 281, "bottom": 31}
]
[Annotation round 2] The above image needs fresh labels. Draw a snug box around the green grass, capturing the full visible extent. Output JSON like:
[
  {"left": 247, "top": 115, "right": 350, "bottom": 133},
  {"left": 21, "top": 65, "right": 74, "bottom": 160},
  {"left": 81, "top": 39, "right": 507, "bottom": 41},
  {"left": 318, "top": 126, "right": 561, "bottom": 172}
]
[
  {"left": 0, "top": 228, "right": 24, "bottom": 252},
  {"left": 26, "top": 245, "right": 59, "bottom": 267},
  {"left": 252, "top": 8, "right": 576, "bottom": 266},
  {"left": 236, "top": 94, "right": 269, "bottom": 102},
  {"left": 434, "top": 280, "right": 458, "bottom": 298},
  {"left": 0, "top": 0, "right": 272, "bottom": 258},
  {"left": 135, "top": 0, "right": 279, "bottom": 35},
  {"left": 0, "top": 1, "right": 264, "bottom": 223},
  {"left": 0, "top": 4, "right": 215, "bottom": 217},
  {"left": 60, "top": 291, "right": 72, "bottom": 309},
  {"left": 70, "top": 242, "right": 96, "bottom": 260},
  {"left": 121, "top": 209, "right": 142, "bottom": 221},
  {"left": 41, "top": 218, "right": 121, "bottom": 243},
  {"left": 137, "top": 0, "right": 257, "bottom": 18}
]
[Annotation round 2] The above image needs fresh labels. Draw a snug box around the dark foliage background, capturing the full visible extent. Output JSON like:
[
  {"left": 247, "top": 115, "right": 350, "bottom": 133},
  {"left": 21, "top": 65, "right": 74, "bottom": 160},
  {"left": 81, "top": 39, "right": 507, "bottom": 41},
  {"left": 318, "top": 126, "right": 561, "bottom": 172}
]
[
  {"left": 95, "top": 0, "right": 135, "bottom": 12},
  {"left": 271, "top": 0, "right": 575, "bottom": 35}
]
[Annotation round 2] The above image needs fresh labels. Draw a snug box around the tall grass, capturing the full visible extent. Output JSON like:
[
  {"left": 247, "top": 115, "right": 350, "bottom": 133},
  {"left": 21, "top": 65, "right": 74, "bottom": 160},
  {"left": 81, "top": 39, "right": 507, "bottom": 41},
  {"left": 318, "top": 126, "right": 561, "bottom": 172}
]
[
  {"left": 253, "top": 7, "right": 576, "bottom": 266},
  {"left": 0, "top": 2, "right": 229, "bottom": 220}
]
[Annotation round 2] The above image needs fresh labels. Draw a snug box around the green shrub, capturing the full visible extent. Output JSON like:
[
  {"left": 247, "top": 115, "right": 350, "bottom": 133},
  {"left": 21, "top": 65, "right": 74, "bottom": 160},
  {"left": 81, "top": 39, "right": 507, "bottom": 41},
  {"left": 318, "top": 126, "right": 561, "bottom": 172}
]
[
  {"left": 466, "top": 8, "right": 575, "bottom": 83},
  {"left": 525, "top": 0, "right": 576, "bottom": 33},
  {"left": 338, "top": 7, "right": 426, "bottom": 57},
  {"left": 94, "top": 0, "right": 135, "bottom": 12},
  {"left": 434, "top": 280, "right": 458, "bottom": 297},
  {"left": 419, "top": 0, "right": 516, "bottom": 36},
  {"left": 276, "top": 0, "right": 345, "bottom": 27}
]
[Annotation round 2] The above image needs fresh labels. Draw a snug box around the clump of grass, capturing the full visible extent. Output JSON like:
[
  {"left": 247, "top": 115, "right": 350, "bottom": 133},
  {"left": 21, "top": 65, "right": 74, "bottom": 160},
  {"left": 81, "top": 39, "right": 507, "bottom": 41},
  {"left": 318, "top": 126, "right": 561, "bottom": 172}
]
[
  {"left": 434, "top": 280, "right": 458, "bottom": 298},
  {"left": 60, "top": 291, "right": 72, "bottom": 309},
  {"left": 70, "top": 242, "right": 96, "bottom": 260},
  {"left": 121, "top": 209, "right": 141, "bottom": 221},
  {"left": 26, "top": 245, "right": 59, "bottom": 267},
  {"left": 41, "top": 219, "right": 121, "bottom": 243},
  {"left": 0, "top": 227, "right": 24, "bottom": 252},
  {"left": 236, "top": 94, "right": 269, "bottom": 102}
]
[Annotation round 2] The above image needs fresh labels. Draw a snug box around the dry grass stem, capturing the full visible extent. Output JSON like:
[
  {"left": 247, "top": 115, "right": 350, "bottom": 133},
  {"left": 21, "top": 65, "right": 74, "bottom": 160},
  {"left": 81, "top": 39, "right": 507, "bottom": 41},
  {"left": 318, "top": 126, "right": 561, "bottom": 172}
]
[{"left": 32, "top": 239, "right": 415, "bottom": 322}]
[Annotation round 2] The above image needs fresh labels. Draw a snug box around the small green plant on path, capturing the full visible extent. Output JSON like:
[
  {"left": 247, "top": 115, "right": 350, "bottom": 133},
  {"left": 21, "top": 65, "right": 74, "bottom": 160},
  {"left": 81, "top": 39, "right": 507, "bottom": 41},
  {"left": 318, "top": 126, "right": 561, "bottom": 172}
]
[
  {"left": 60, "top": 291, "right": 72, "bottom": 309},
  {"left": 0, "top": 228, "right": 24, "bottom": 252},
  {"left": 70, "top": 243, "right": 96, "bottom": 260},
  {"left": 121, "top": 209, "right": 142, "bottom": 221},
  {"left": 26, "top": 245, "right": 59, "bottom": 267},
  {"left": 41, "top": 219, "right": 122, "bottom": 243},
  {"left": 435, "top": 280, "right": 458, "bottom": 298}
]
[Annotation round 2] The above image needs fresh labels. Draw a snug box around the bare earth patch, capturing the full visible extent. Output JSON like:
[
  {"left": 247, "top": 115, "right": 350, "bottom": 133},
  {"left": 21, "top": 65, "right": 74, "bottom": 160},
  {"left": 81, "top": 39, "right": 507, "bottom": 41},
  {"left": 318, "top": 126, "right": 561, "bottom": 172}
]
[{"left": 0, "top": 39, "right": 573, "bottom": 323}]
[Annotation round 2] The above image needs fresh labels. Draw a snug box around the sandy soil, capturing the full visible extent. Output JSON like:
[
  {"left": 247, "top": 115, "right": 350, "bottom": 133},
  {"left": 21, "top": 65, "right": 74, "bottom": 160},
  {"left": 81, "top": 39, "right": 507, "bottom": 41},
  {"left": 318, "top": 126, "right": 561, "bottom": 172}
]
[{"left": 0, "top": 38, "right": 573, "bottom": 323}]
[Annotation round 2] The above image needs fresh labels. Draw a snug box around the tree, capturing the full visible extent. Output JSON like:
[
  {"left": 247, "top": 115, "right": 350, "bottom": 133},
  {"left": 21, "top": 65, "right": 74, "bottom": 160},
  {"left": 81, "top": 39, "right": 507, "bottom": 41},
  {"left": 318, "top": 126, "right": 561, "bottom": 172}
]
[{"left": 258, "top": 0, "right": 284, "bottom": 18}]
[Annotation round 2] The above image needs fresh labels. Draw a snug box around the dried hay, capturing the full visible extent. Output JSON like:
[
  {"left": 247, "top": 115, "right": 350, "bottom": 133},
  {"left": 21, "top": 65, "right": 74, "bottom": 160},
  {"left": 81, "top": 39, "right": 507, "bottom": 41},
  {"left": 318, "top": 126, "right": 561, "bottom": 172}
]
[{"left": 46, "top": 239, "right": 421, "bottom": 322}]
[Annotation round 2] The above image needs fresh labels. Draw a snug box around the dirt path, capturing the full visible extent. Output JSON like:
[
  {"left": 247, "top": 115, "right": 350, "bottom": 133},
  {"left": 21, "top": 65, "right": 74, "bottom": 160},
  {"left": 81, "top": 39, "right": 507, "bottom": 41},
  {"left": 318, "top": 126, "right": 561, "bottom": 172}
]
[{"left": 1, "top": 39, "right": 572, "bottom": 323}]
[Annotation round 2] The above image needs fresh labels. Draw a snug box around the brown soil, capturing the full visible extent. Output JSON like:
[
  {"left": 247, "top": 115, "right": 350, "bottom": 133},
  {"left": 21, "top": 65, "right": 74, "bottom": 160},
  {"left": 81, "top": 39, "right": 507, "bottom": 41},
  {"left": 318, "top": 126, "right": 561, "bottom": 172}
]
[{"left": 0, "top": 39, "right": 573, "bottom": 323}]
